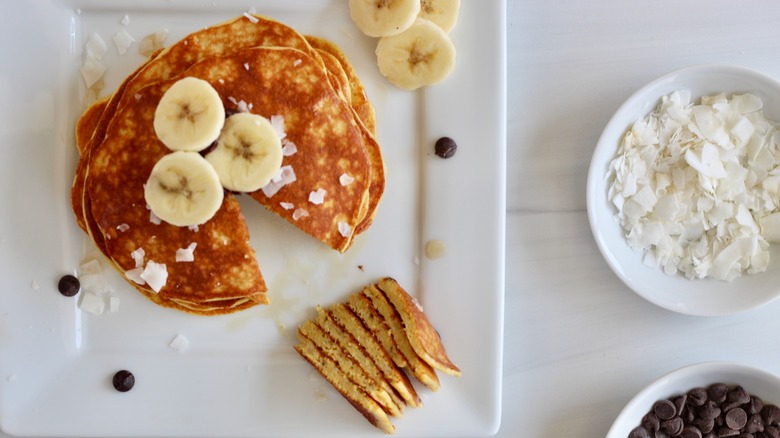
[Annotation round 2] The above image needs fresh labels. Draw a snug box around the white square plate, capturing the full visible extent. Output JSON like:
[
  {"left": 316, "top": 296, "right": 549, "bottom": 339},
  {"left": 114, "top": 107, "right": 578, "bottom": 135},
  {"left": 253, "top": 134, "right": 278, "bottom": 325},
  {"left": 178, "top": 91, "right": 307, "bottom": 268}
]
[{"left": 0, "top": 1, "right": 505, "bottom": 436}]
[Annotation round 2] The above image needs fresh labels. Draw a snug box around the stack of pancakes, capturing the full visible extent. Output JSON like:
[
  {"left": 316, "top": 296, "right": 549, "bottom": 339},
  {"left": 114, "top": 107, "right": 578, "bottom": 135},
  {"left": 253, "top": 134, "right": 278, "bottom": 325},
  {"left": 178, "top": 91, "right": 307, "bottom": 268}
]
[
  {"left": 72, "top": 14, "right": 385, "bottom": 315},
  {"left": 295, "top": 278, "right": 461, "bottom": 434}
]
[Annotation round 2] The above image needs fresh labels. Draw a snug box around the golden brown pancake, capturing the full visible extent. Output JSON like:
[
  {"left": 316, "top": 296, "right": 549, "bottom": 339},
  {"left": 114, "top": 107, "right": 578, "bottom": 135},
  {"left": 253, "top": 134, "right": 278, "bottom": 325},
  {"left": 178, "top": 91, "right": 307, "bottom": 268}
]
[
  {"left": 75, "top": 97, "right": 108, "bottom": 156},
  {"left": 87, "top": 80, "right": 268, "bottom": 312}
]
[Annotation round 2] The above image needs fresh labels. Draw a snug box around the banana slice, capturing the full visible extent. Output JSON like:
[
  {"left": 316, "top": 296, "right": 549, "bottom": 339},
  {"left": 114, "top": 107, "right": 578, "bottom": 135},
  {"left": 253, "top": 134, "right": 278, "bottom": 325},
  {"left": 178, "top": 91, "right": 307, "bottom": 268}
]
[
  {"left": 349, "top": 0, "right": 421, "bottom": 37},
  {"left": 375, "top": 18, "right": 456, "bottom": 90},
  {"left": 205, "top": 113, "right": 283, "bottom": 193},
  {"left": 144, "top": 151, "right": 224, "bottom": 227},
  {"left": 153, "top": 76, "right": 225, "bottom": 152},
  {"left": 419, "top": 0, "right": 461, "bottom": 33}
]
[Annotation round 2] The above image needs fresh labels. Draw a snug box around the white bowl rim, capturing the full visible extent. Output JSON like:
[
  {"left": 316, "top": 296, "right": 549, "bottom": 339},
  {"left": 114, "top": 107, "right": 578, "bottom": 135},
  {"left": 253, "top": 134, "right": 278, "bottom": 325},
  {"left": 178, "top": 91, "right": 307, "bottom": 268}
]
[
  {"left": 586, "top": 63, "right": 780, "bottom": 316},
  {"left": 605, "top": 361, "right": 780, "bottom": 437}
]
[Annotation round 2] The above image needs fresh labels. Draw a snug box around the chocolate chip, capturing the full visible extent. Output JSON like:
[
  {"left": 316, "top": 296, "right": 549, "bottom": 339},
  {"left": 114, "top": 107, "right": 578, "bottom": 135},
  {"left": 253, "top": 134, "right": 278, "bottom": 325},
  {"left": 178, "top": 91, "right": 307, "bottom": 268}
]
[
  {"left": 729, "top": 387, "right": 752, "bottom": 405},
  {"left": 642, "top": 412, "right": 660, "bottom": 432},
  {"left": 688, "top": 388, "right": 709, "bottom": 407},
  {"left": 750, "top": 398, "right": 766, "bottom": 416},
  {"left": 697, "top": 417, "right": 716, "bottom": 434},
  {"left": 661, "top": 417, "right": 684, "bottom": 435},
  {"left": 57, "top": 275, "right": 80, "bottom": 297},
  {"left": 434, "top": 136, "right": 457, "bottom": 159},
  {"left": 727, "top": 408, "right": 749, "bottom": 431},
  {"left": 112, "top": 370, "right": 135, "bottom": 392},
  {"left": 746, "top": 414, "right": 765, "bottom": 434},
  {"left": 701, "top": 401, "right": 723, "bottom": 420},
  {"left": 655, "top": 400, "right": 678, "bottom": 420},
  {"left": 681, "top": 426, "right": 703, "bottom": 438},
  {"left": 763, "top": 406, "right": 780, "bottom": 426},
  {"left": 709, "top": 383, "right": 729, "bottom": 403},
  {"left": 765, "top": 426, "right": 780, "bottom": 438},
  {"left": 629, "top": 426, "right": 650, "bottom": 438},
  {"left": 719, "top": 426, "right": 741, "bottom": 437}
]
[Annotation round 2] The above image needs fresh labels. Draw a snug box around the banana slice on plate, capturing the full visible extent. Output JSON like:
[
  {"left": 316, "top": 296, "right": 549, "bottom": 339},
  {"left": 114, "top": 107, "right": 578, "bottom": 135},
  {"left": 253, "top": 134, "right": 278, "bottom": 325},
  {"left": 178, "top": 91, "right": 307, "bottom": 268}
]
[
  {"left": 144, "top": 151, "right": 224, "bottom": 227},
  {"left": 419, "top": 0, "right": 461, "bottom": 33},
  {"left": 349, "top": 0, "right": 421, "bottom": 37},
  {"left": 205, "top": 113, "right": 283, "bottom": 193},
  {"left": 153, "top": 76, "right": 225, "bottom": 152},
  {"left": 376, "top": 18, "right": 456, "bottom": 90}
]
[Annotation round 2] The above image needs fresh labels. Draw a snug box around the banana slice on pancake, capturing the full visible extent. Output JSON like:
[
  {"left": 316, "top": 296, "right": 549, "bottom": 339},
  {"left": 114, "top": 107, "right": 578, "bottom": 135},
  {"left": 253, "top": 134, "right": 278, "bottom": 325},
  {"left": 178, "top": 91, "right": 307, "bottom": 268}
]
[
  {"left": 153, "top": 76, "right": 225, "bottom": 152},
  {"left": 349, "top": 0, "right": 421, "bottom": 37},
  {"left": 205, "top": 113, "right": 283, "bottom": 193},
  {"left": 419, "top": 0, "right": 461, "bottom": 33},
  {"left": 375, "top": 18, "right": 456, "bottom": 90},
  {"left": 144, "top": 151, "right": 224, "bottom": 227}
]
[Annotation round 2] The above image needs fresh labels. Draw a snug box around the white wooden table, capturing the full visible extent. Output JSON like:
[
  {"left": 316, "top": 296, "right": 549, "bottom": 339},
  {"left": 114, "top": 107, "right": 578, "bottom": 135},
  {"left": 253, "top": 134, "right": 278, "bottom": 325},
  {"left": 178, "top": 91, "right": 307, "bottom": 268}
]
[{"left": 498, "top": 1, "right": 780, "bottom": 436}]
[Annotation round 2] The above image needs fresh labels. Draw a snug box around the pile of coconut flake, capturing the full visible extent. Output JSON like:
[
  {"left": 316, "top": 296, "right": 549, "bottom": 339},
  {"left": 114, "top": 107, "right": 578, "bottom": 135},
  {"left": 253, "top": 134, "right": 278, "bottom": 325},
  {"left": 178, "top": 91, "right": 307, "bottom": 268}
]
[{"left": 608, "top": 90, "right": 780, "bottom": 281}]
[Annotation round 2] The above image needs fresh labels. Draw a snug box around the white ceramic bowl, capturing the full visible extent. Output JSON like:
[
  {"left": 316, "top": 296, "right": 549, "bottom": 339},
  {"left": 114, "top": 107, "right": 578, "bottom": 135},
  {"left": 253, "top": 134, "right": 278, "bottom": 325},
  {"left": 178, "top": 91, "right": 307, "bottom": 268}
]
[
  {"left": 606, "top": 362, "right": 780, "bottom": 437},
  {"left": 587, "top": 64, "right": 780, "bottom": 316}
]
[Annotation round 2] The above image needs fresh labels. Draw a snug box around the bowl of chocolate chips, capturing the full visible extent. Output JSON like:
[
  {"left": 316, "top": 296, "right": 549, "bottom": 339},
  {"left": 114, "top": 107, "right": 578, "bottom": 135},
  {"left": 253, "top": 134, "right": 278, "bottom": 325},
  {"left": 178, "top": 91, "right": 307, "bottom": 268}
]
[{"left": 607, "top": 362, "right": 780, "bottom": 438}]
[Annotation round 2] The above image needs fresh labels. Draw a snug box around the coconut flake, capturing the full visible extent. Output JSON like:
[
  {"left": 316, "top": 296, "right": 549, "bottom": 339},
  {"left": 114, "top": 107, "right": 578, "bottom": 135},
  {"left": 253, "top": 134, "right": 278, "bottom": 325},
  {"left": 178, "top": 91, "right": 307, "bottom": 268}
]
[
  {"left": 149, "top": 210, "right": 162, "bottom": 225},
  {"left": 293, "top": 59, "right": 302, "bottom": 67},
  {"left": 308, "top": 188, "right": 326, "bottom": 205},
  {"left": 236, "top": 99, "right": 249, "bottom": 113},
  {"left": 120, "top": 14, "right": 130, "bottom": 26},
  {"left": 80, "top": 56, "right": 105, "bottom": 88},
  {"left": 280, "top": 202, "right": 294, "bottom": 210},
  {"left": 117, "top": 223, "right": 130, "bottom": 232},
  {"left": 85, "top": 33, "right": 107, "bottom": 59},
  {"left": 140, "top": 261, "right": 168, "bottom": 293},
  {"left": 338, "top": 221, "right": 352, "bottom": 238},
  {"left": 293, "top": 208, "right": 309, "bottom": 220},
  {"left": 270, "top": 115, "right": 286, "bottom": 140},
  {"left": 339, "top": 173, "right": 355, "bottom": 186},
  {"left": 112, "top": 29, "right": 135, "bottom": 55},
  {"left": 262, "top": 165, "right": 296, "bottom": 198},
  {"left": 79, "top": 292, "right": 105, "bottom": 315},
  {"left": 281, "top": 141, "right": 297, "bottom": 156},
  {"left": 138, "top": 28, "right": 168, "bottom": 57},
  {"left": 125, "top": 267, "right": 145, "bottom": 285},
  {"left": 176, "top": 242, "right": 197, "bottom": 262},
  {"left": 169, "top": 334, "right": 190, "bottom": 352},
  {"left": 243, "top": 62, "right": 250, "bottom": 71},
  {"left": 188, "top": 224, "right": 199, "bottom": 232},
  {"left": 109, "top": 296, "right": 120, "bottom": 313},
  {"left": 243, "top": 12, "right": 259, "bottom": 23},
  {"left": 130, "top": 248, "right": 145, "bottom": 268}
]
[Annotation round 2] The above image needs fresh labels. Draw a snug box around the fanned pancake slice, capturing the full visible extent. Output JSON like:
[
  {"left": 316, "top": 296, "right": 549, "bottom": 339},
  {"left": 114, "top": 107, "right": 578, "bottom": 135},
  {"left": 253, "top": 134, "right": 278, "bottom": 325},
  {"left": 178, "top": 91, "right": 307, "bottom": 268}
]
[
  {"left": 87, "top": 79, "right": 267, "bottom": 314},
  {"left": 295, "top": 332, "right": 395, "bottom": 435},
  {"left": 299, "top": 320, "right": 402, "bottom": 417},
  {"left": 377, "top": 277, "right": 461, "bottom": 376},
  {"left": 362, "top": 285, "right": 440, "bottom": 391},
  {"left": 346, "top": 293, "right": 407, "bottom": 369},
  {"left": 329, "top": 303, "right": 421, "bottom": 408}
]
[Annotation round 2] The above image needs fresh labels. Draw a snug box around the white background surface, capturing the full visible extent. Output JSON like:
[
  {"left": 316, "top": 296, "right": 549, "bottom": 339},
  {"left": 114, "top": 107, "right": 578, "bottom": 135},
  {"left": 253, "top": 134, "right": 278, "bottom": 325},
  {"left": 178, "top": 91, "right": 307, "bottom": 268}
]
[
  {"left": 8, "top": 1, "right": 780, "bottom": 437},
  {"left": 501, "top": 1, "right": 780, "bottom": 437}
]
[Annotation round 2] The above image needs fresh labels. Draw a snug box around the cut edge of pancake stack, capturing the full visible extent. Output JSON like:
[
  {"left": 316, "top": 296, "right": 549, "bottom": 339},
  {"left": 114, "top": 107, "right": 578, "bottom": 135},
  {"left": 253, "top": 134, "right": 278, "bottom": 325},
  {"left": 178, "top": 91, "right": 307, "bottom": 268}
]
[
  {"left": 294, "top": 277, "right": 461, "bottom": 434},
  {"left": 71, "top": 14, "right": 385, "bottom": 315}
]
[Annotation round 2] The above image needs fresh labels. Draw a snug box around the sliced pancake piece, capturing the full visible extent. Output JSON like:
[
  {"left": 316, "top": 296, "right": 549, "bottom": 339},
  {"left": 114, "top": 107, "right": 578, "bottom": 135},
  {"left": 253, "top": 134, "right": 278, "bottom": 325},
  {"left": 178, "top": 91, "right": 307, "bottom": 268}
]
[
  {"left": 330, "top": 303, "right": 421, "bottom": 408},
  {"left": 86, "top": 79, "right": 267, "bottom": 314},
  {"left": 295, "top": 332, "right": 395, "bottom": 435},
  {"left": 362, "top": 286, "right": 440, "bottom": 391},
  {"left": 314, "top": 306, "right": 407, "bottom": 414},
  {"left": 377, "top": 277, "right": 461, "bottom": 377},
  {"left": 346, "top": 293, "right": 407, "bottom": 369},
  {"left": 299, "top": 320, "right": 402, "bottom": 417}
]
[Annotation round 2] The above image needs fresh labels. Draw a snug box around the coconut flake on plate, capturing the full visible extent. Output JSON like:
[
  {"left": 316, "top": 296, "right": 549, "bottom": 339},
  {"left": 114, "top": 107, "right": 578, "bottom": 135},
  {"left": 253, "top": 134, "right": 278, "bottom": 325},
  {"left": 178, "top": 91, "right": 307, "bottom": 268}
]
[
  {"left": 262, "top": 165, "right": 296, "bottom": 198},
  {"left": 607, "top": 91, "right": 780, "bottom": 281},
  {"left": 108, "top": 296, "right": 120, "bottom": 313},
  {"left": 169, "top": 334, "right": 190, "bottom": 352},
  {"left": 138, "top": 28, "right": 168, "bottom": 57},
  {"left": 243, "top": 12, "right": 259, "bottom": 23},
  {"left": 308, "top": 188, "right": 326, "bottom": 205},
  {"left": 85, "top": 33, "right": 107, "bottom": 59},
  {"left": 80, "top": 56, "right": 106, "bottom": 89},
  {"left": 79, "top": 292, "right": 105, "bottom": 315},
  {"left": 112, "top": 29, "right": 135, "bottom": 55},
  {"left": 176, "top": 242, "right": 197, "bottom": 262},
  {"left": 125, "top": 267, "right": 145, "bottom": 285},
  {"left": 140, "top": 261, "right": 168, "bottom": 293},
  {"left": 120, "top": 14, "right": 130, "bottom": 26}
]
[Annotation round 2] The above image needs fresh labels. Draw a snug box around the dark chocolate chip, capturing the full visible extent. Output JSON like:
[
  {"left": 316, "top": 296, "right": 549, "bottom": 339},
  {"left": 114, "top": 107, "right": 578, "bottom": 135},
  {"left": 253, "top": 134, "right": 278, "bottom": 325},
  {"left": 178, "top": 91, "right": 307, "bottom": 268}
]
[
  {"left": 696, "top": 417, "right": 715, "bottom": 434},
  {"left": 681, "top": 426, "right": 703, "bottom": 438},
  {"left": 661, "top": 417, "right": 684, "bottom": 436},
  {"left": 709, "top": 383, "right": 729, "bottom": 403},
  {"left": 434, "top": 136, "right": 457, "bottom": 159},
  {"left": 765, "top": 426, "right": 780, "bottom": 438},
  {"left": 718, "top": 426, "right": 741, "bottom": 437},
  {"left": 674, "top": 395, "right": 689, "bottom": 415},
  {"left": 738, "top": 434, "right": 756, "bottom": 438},
  {"left": 701, "top": 401, "right": 723, "bottom": 420},
  {"left": 112, "top": 370, "right": 135, "bottom": 392},
  {"left": 750, "top": 398, "right": 766, "bottom": 416},
  {"left": 199, "top": 139, "right": 219, "bottom": 157},
  {"left": 629, "top": 426, "right": 650, "bottom": 438},
  {"left": 763, "top": 406, "right": 780, "bottom": 426},
  {"left": 746, "top": 414, "right": 766, "bottom": 434},
  {"left": 655, "top": 400, "right": 678, "bottom": 420},
  {"left": 57, "top": 274, "right": 80, "bottom": 297},
  {"left": 688, "top": 388, "right": 709, "bottom": 407},
  {"left": 727, "top": 408, "right": 749, "bottom": 431},
  {"left": 642, "top": 412, "right": 661, "bottom": 432},
  {"left": 729, "top": 387, "right": 752, "bottom": 405}
]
